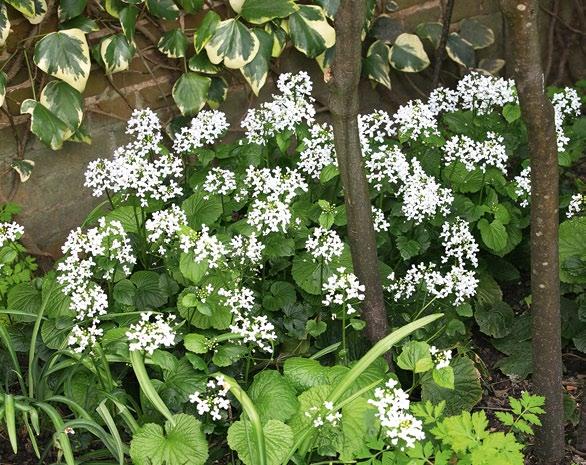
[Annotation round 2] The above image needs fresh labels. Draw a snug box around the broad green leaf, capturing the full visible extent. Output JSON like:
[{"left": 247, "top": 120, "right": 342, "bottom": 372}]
[
  {"left": 145, "top": 0, "right": 179, "bottom": 20},
  {"left": 397, "top": 340, "right": 433, "bottom": 373},
  {"left": 478, "top": 58, "right": 506, "bottom": 75},
  {"left": 58, "top": 0, "right": 87, "bottom": 21},
  {"left": 228, "top": 419, "right": 293, "bottom": 465},
  {"left": 415, "top": 21, "right": 442, "bottom": 48},
  {"left": 11, "top": 159, "right": 35, "bottom": 182},
  {"left": 34, "top": 28, "right": 91, "bottom": 92},
  {"left": 287, "top": 5, "right": 335, "bottom": 58},
  {"left": 212, "top": 343, "right": 248, "bottom": 367},
  {"left": 241, "top": 29, "right": 272, "bottom": 95},
  {"left": 0, "top": 70, "right": 7, "bottom": 107},
  {"left": 0, "top": 3, "right": 10, "bottom": 47},
  {"left": 7, "top": 281, "right": 41, "bottom": 322},
  {"left": 4, "top": 0, "right": 34, "bottom": 17},
  {"left": 248, "top": 370, "right": 299, "bottom": 423},
  {"left": 559, "top": 217, "right": 586, "bottom": 284},
  {"left": 131, "top": 271, "right": 167, "bottom": 310},
  {"left": 100, "top": 34, "right": 134, "bottom": 74},
  {"left": 119, "top": 5, "right": 139, "bottom": 44},
  {"left": 313, "top": 0, "right": 338, "bottom": 19},
  {"left": 459, "top": 18, "right": 495, "bottom": 50},
  {"left": 265, "top": 22, "right": 287, "bottom": 57},
  {"left": 104, "top": 0, "right": 124, "bottom": 17},
  {"left": 176, "top": 0, "right": 202, "bottom": 13},
  {"left": 363, "top": 40, "right": 391, "bottom": 89},
  {"left": 262, "top": 281, "right": 296, "bottom": 312},
  {"left": 502, "top": 103, "right": 521, "bottom": 123},
  {"left": 229, "top": 0, "right": 244, "bottom": 13},
  {"left": 207, "top": 76, "right": 228, "bottom": 109},
  {"left": 390, "top": 33, "right": 430, "bottom": 72},
  {"left": 432, "top": 366, "right": 455, "bottom": 390},
  {"left": 60, "top": 15, "right": 99, "bottom": 33},
  {"left": 494, "top": 342, "right": 533, "bottom": 378},
  {"left": 477, "top": 218, "right": 508, "bottom": 252},
  {"left": 172, "top": 72, "right": 211, "bottom": 116},
  {"left": 370, "top": 14, "right": 402, "bottom": 43},
  {"left": 205, "top": 19, "right": 260, "bottom": 69},
  {"left": 305, "top": 319, "right": 327, "bottom": 337},
  {"left": 20, "top": 99, "right": 73, "bottom": 150},
  {"left": 291, "top": 250, "right": 352, "bottom": 295},
  {"left": 183, "top": 333, "right": 208, "bottom": 354},
  {"left": 421, "top": 357, "right": 482, "bottom": 415},
  {"left": 188, "top": 51, "right": 221, "bottom": 74},
  {"left": 39, "top": 80, "right": 83, "bottom": 130},
  {"left": 113, "top": 278, "right": 135, "bottom": 305},
  {"left": 475, "top": 301, "right": 514, "bottom": 338},
  {"left": 193, "top": 10, "right": 220, "bottom": 53},
  {"left": 130, "top": 414, "right": 208, "bottom": 465},
  {"left": 283, "top": 357, "right": 346, "bottom": 392},
  {"left": 240, "top": 0, "right": 298, "bottom": 24},
  {"left": 182, "top": 189, "right": 222, "bottom": 227},
  {"left": 26, "top": 0, "right": 47, "bottom": 23},
  {"left": 179, "top": 253, "right": 208, "bottom": 284},
  {"left": 158, "top": 28, "right": 188, "bottom": 58},
  {"left": 446, "top": 32, "right": 475, "bottom": 68}
]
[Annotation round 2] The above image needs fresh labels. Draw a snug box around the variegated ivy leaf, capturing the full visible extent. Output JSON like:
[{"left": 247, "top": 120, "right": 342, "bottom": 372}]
[
  {"left": 60, "top": 15, "right": 100, "bottom": 33},
  {"left": 0, "top": 2, "right": 10, "bottom": 47},
  {"left": 58, "top": 0, "right": 87, "bottom": 22},
  {"left": 363, "top": 40, "right": 391, "bottom": 89},
  {"left": 70, "top": 122, "right": 91, "bottom": 144},
  {"left": 194, "top": 10, "right": 219, "bottom": 54},
  {"left": 33, "top": 28, "right": 91, "bottom": 92},
  {"left": 241, "top": 29, "right": 272, "bottom": 96},
  {"left": 287, "top": 5, "right": 335, "bottom": 59},
  {"left": 39, "top": 80, "right": 83, "bottom": 130},
  {"left": 313, "top": 0, "right": 339, "bottom": 19},
  {"left": 176, "top": 0, "right": 202, "bottom": 14},
  {"left": 172, "top": 72, "right": 211, "bottom": 116},
  {"left": 265, "top": 23, "right": 286, "bottom": 58},
  {"left": 100, "top": 34, "right": 135, "bottom": 74},
  {"left": 315, "top": 46, "right": 334, "bottom": 72},
  {"left": 25, "top": 0, "right": 48, "bottom": 25},
  {"left": 158, "top": 29, "right": 188, "bottom": 58},
  {"left": 11, "top": 160, "right": 35, "bottom": 183},
  {"left": 20, "top": 99, "right": 74, "bottom": 150},
  {"left": 145, "top": 0, "right": 179, "bottom": 21},
  {"left": 0, "top": 71, "right": 6, "bottom": 107},
  {"left": 104, "top": 0, "right": 123, "bottom": 18},
  {"left": 478, "top": 58, "right": 505, "bottom": 76},
  {"left": 240, "top": 0, "right": 298, "bottom": 25},
  {"left": 207, "top": 76, "right": 227, "bottom": 109},
  {"left": 120, "top": 5, "right": 139, "bottom": 44},
  {"left": 446, "top": 32, "right": 475, "bottom": 68},
  {"left": 205, "top": 19, "right": 259, "bottom": 69},
  {"left": 459, "top": 18, "right": 495, "bottom": 50},
  {"left": 389, "top": 33, "right": 430, "bottom": 73},
  {"left": 415, "top": 21, "right": 442, "bottom": 49},
  {"left": 188, "top": 51, "right": 221, "bottom": 74},
  {"left": 370, "top": 14, "right": 402, "bottom": 44},
  {"left": 4, "top": 0, "right": 35, "bottom": 18},
  {"left": 228, "top": 0, "right": 244, "bottom": 13}
]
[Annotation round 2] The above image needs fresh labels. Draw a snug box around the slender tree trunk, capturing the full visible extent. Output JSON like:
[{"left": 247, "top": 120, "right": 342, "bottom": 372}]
[
  {"left": 500, "top": 1, "right": 564, "bottom": 463},
  {"left": 328, "top": 1, "right": 390, "bottom": 350},
  {"left": 431, "top": 0, "right": 455, "bottom": 89}
]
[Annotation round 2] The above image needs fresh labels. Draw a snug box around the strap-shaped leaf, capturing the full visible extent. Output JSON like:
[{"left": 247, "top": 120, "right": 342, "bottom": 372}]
[
  {"left": 287, "top": 5, "right": 335, "bottom": 58},
  {"left": 33, "top": 28, "right": 91, "bottom": 92},
  {"left": 158, "top": 28, "right": 188, "bottom": 58},
  {"left": 193, "top": 10, "right": 219, "bottom": 53},
  {"left": 459, "top": 18, "right": 495, "bottom": 50},
  {"left": 205, "top": 18, "right": 259, "bottom": 69},
  {"left": 240, "top": 0, "right": 298, "bottom": 25},
  {"left": 241, "top": 29, "right": 272, "bottom": 95},
  {"left": 363, "top": 39, "right": 391, "bottom": 89},
  {"left": 145, "top": 0, "right": 179, "bottom": 20},
  {"left": 188, "top": 51, "right": 221, "bottom": 74},
  {"left": 415, "top": 21, "right": 442, "bottom": 49},
  {"left": 390, "top": 32, "right": 430, "bottom": 73},
  {"left": 100, "top": 34, "right": 135, "bottom": 74},
  {"left": 4, "top": 0, "right": 34, "bottom": 18},
  {"left": 446, "top": 32, "right": 475, "bottom": 68},
  {"left": 172, "top": 72, "right": 211, "bottom": 115},
  {"left": 0, "top": 70, "right": 6, "bottom": 107},
  {"left": 0, "top": 2, "right": 10, "bottom": 47},
  {"left": 207, "top": 76, "right": 227, "bottom": 109},
  {"left": 58, "top": 0, "right": 87, "bottom": 22},
  {"left": 39, "top": 80, "right": 83, "bottom": 130},
  {"left": 119, "top": 5, "right": 139, "bottom": 44},
  {"left": 20, "top": 99, "right": 74, "bottom": 150}
]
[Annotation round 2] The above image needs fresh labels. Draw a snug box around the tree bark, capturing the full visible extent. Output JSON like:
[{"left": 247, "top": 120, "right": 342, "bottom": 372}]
[
  {"left": 431, "top": 0, "right": 455, "bottom": 89},
  {"left": 500, "top": 1, "right": 564, "bottom": 463},
  {"left": 328, "top": 1, "right": 390, "bottom": 349}
]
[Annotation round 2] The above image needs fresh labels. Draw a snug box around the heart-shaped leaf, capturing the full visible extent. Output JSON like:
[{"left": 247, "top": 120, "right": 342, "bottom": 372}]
[
  {"left": 287, "top": 5, "right": 335, "bottom": 58},
  {"left": 205, "top": 19, "right": 260, "bottom": 69},
  {"left": 390, "top": 33, "right": 430, "bottom": 72},
  {"left": 172, "top": 72, "right": 211, "bottom": 116}
]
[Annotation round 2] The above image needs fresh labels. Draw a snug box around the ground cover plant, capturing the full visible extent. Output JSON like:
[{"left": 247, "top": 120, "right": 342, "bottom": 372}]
[{"left": 0, "top": 66, "right": 584, "bottom": 465}]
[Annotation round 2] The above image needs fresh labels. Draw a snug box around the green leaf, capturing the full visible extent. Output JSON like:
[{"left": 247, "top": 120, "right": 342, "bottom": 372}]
[
  {"left": 182, "top": 189, "right": 222, "bottom": 227},
  {"left": 474, "top": 301, "right": 514, "bottom": 338},
  {"left": 559, "top": 217, "right": 586, "bottom": 284},
  {"left": 478, "top": 57, "right": 506, "bottom": 75},
  {"left": 158, "top": 28, "right": 188, "bottom": 58},
  {"left": 228, "top": 419, "right": 293, "bottom": 465},
  {"left": 39, "top": 80, "right": 83, "bottom": 130},
  {"left": 145, "top": 0, "right": 179, "bottom": 20},
  {"left": 262, "top": 281, "right": 296, "bottom": 311},
  {"left": 113, "top": 278, "right": 136, "bottom": 305},
  {"left": 494, "top": 342, "right": 533, "bottom": 378},
  {"left": 58, "top": 0, "right": 87, "bottom": 21},
  {"left": 446, "top": 32, "right": 475, "bottom": 68},
  {"left": 287, "top": 5, "right": 335, "bottom": 58},
  {"left": 363, "top": 40, "right": 391, "bottom": 89},
  {"left": 4, "top": 0, "right": 34, "bottom": 18},
  {"left": 194, "top": 10, "right": 220, "bottom": 53},
  {"left": 241, "top": 29, "right": 272, "bottom": 95},
  {"left": 415, "top": 21, "right": 442, "bottom": 48},
  {"left": 131, "top": 271, "right": 167, "bottom": 310},
  {"left": 502, "top": 103, "right": 521, "bottom": 123},
  {"left": 397, "top": 340, "right": 433, "bottom": 373},
  {"left": 100, "top": 34, "right": 134, "bottom": 74},
  {"left": 459, "top": 18, "right": 495, "bottom": 50},
  {"left": 179, "top": 253, "right": 208, "bottom": 284},
  {"left": 241, "top": 0, "right": 297, "bottom": 24},
  {"left": 172, "top": 72, "right": 211, "bottom": 116},
  {"left": 7, "top": 282, "right": 41, "bottom": 322},
  {"left": 306, "top": 319, "right": 327, "bottom": 337},
  {"left": 33, "top": 28, "right": 91, "bottom": 92},
  {"left": 188, "top": 51, "right": 221, "bottom": 74},
  {"left": 283, "top": 357, "right": 338, "bottom": 392},
  {"left": 205, "top": 19, "right": 260, "bottom": 69},
  {"left": 248, "top": 370, "right": 299, "bottom": 423},
  {"left": 119, "top": 5, "right": 139, "bottom": 44},
  {"left": 20, "top": 99, "right": 73, "bottom": 150},
  {"left": 291, "top": 249, "right": 352, "bottom": 295},
  {"left": 432, "top": 366, "right": 455, "bottom": 390},
  {"left": 207, "top": 76, "right": 228, "bottom": 109},
  {"left": 212, "top": 343, "right": 248, "bottom": 367},
  {"left": 130, "top": 414, "right": 208, "bottom": 465},
  {"left": 477, "top": 218, "right": 508, "bottom": 253},
  {"left": 11, "top": 159, "right": 35, "bottom": 183},
  {"left": 176, "top": 0, "right": 202, "bottom": 13},
  {"left": 421, "top": 357, "right": 482, "bottom": 415},
  {"left": 183, "top": 333, "right": 209, "bottom": 354},
  {"left": 390, "top": 33, "right": 430, "bottom": 72}
]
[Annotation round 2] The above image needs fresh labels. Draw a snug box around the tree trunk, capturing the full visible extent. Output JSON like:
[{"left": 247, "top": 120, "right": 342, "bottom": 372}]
[
  {"left": 328, "top": 1, "right": 390, "bottom": 350},
  {"left": 500, "top": 1, "right": 564, "bottom": 463}
]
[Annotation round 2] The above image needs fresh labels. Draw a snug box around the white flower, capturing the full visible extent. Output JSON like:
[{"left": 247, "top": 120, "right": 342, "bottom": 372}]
[
  {"left": 229, "top": 234, "right": 265, "bottom": 268},
  {"left": 203, "top": 167, "right": 237, "bottom": 196},
  {"left": 0, "top": 221, "right": 24, "bottom": 247},
  {"left": 189, "top": 376, "right": 230, "bottom": 421},
  {"left": 145, "top": 205, "right": 187, "bottom": 254},
  {"left": 372, "top": 207, "right": 390, "bottom": 232},
  {"left": 126, "top": 312, "right": 177, "bottom": 354},
  {"left": 567, "top": 193, "right": 584, "bottom": 218},
  {"left": 179, "top": 225, "right": 228, "bottom": 269},
  {"left": 393, "top": 100, "right": 439, "bottom": 139},
  {"left": 322, "top": 267, "right": 366, "bottom": 316},
  {"left": 359, "top": 110, "right": 396, "bottom": 154},
  {"left": 514, "top": 166, "right": 531, "bottom": 208},
  {"left": 440, "top": 218, "right": 479, "bottom": 268},
  {"left": 247, "top": 199, "right": 293, "bottom": 235},
  {"left": 298, "top": 123, "right": 337, "bottom": 180},
  {"left": 456, "top": 72, "right": 516, "bottom": 115},
  {"left": 173, "top": 110, "right": 229, "bottom": 153},
  {"left": 430, "top": 346, "right": 452, "bottom": 369},
  {"left": 442, "top": 132, "right": 508, "bottom": 174},
  {"left": 551, "top": 88, "right": 581, "bottom": 152},
  {"left": 126, "top": 108, "right": 162, "bottom": 151},
  {"left": 68, "top": 320, "right": 103, "bottom": 353},
  {"left": 306, "top": 227, "right": 344, "bottom": 263},
  {"left": 305, "top": 401, "right": 342, "bottom": 428},
  {"left": 427, "top": 87, "right": 459, "bottom": 115},
  {"left": 364, "top": 145, "right": 410, "bottom": 192}
]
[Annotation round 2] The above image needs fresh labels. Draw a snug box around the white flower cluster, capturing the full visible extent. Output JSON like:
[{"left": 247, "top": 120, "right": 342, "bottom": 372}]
[
  {"left": 306, "top": 227, "right": 344, "bottom": 263},
  {"left": 427, "top": 87, "right": 459, "bottom": 115},
  {"left": 189, "top": 376, "right": 230, "bottom": 421},
  {"left": 179, "top": 225, "right": 228, "bottom": 269},
  {"left": 173, "top": 110, "right": 229, "bottom": 153},
  {"left": 364, "top": 145, "right": 410, "bottom": 191},
  {"left": 298, "top": 123, "right": 338, "bottom": 180},
  {"left": 145, "top": 205, "right": 188, "bottom": 254},
  {"left": 552, "top": 88, "right": 582, "bottom": 152},
  {"left": 514, "top": 166, "right": 531, "bottom": 208},
  {"left": 372, "top": 207, "right": 390, "bottom": 232},
  {"left": 322, "top": 267, "right": 366, "bottom": 316},
  {"left": 443, "top": 132, "right": 508, "bottom": 174},
  {"left": 394, "top": 100, "right": 439, "bottom": 139},
  {"left": 567, "top": 193, "right": 584, "bottom": 218},
  {"left": 456, "top": 72, "right": 516, "bottom": 115},
  {"left": 430, "top": 346, "right": 452, "bottom": 369},
  {"left": 305, "top": 401, "right": 342, "bottom": 428},
  {"left": 126, "top": 311, "right": 177, "bottom": 354},
  {"left": 203, "top": 167, "right": 237, "bottom": 196},
  {"left": 368, "top": 378, "right": 425, "bottom": 450},
  {"left": 242, "top": 72, "right": 315, "bottom": 144},
  {"left": 358, "top": 110, "right": 396, "bottom": 154},
  {"left": 85, "top": 110, "right": 183, "bottom": 207},
  {"left": 229, "top": 234, "right": 265, "bottom": 268},
  {"left": 439, "top": 218, "right": 479, "bottom": 268},
  {"left": 68, "top": 322, "right": 104, "bottom": 354},
  {"left": 0, "top": 221, "right": 24, "bottom": 247},
  {"left": 219, "top": 287, "right": 277, "bottom": 352}
]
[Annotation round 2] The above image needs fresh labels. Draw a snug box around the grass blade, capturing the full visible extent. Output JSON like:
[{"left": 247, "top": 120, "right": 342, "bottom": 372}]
[{"left": 4, "top": 393, "right": 18, "bottom": 453}]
